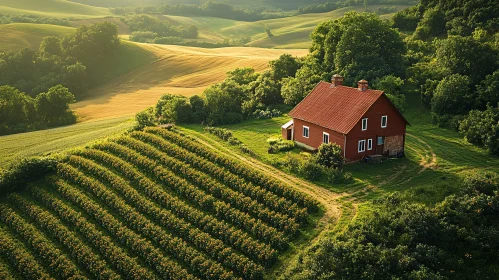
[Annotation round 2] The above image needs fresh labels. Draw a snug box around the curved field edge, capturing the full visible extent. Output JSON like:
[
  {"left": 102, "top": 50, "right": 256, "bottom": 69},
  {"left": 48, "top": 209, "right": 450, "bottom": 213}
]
[
  {"left": 0, "top": 0, "right": 112, "bottom": 19},
  {"left": 0, "top": 127, "right": 324, "bottom": 279},
  {"left": 0, "top": 23, "right": 76, "bottom": 52}
]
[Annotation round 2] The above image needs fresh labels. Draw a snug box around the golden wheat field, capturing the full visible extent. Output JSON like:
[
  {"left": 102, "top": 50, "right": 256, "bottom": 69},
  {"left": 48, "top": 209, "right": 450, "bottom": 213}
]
[{"left": 71, "top": 43, "right": 308, "bottom": 122}]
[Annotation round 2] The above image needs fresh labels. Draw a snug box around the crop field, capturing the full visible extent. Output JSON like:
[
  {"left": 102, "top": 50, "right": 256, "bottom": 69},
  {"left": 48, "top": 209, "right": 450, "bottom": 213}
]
[
  {"left": 166, "top": 5, "right": 409, "bottom": 49},
  {"left": 0, "top": 23, "right": 75, "bottom": 52},
  {"left": 0, "top": 0, "right": 111, "bottom": 18},
  {"left": 71, "top": 43, "right": 308, "bottom": 122},
  {"left": 0, "top": 127, "right": 319, "bottom": 279}
]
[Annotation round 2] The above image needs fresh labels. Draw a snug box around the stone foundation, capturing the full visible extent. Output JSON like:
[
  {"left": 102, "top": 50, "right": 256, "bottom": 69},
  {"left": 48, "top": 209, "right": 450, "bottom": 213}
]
[{"left": 384, "top": 135, "right": 404, "bottom": 156}]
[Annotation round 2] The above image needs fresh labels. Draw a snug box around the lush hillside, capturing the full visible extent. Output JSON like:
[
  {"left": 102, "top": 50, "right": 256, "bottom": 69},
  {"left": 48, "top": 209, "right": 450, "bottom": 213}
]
[
  {"left": 0, "top": 23, "right": 75, "bottom": 52},
  {"left": 0, "top": 127, "right": 319, "bottom": 279},
  {"left": 0, "top": 0, "right": 111, "bottom": 18},
  {"left": 165, "top": 5, "right": 408, "bottom": 48},
  {"left": 0, "top": 117, "right": 134, "bottom": 169},
  {"left": 71, "top": 44, "right": 307, "bottom": 122}
]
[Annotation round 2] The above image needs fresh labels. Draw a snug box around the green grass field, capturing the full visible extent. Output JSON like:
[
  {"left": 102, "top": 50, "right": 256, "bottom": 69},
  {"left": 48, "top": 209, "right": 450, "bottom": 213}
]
[
  {"left": 0, "top": 117, "right": 135, "bottom": 170},
  {"left": 0, "top": 0, "right": 111, "bottom": 18},
  {"left": 0, "top": 23, "right": 76, "bottom": 51},
  {"left": 166, "top": 5, "right": 409, "bottom": 48}
]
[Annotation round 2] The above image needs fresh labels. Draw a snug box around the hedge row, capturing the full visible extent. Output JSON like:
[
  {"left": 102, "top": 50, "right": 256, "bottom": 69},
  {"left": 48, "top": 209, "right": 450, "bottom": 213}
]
[
  {"left": 0, "top": 157, "right": 57, "bottom": 197},
  {"left": 77, "top": 148, "right": 277, "bottom": 265},
  {"left": 117, "top": 135, "right": 300, "bottom": 235},
  {"left": 132, "top": 131, "right": 308, "bottom": 224},
  {"left": 94, "top": 141, "right": 289, "bottom": 250},
  {"left": 9, "top": 193, "right": 120, "bottom": 280},
  {"left": 145, "top": 128, "right": 319, "bottom": 212},
  {"left": 0, "top": 226, "right": 53, "bottom": 280},
  {"left": 68, "top": 154, "right": 264, "bottom": 279},
  {"left": 30, "top": 187, "right": 157, "bottom": 280},
  {"left": 0, "top": 204, "right": 86, "bottom": 280},
  {"left": 52, "top": 177, "right": 199, "bottom": 280}
]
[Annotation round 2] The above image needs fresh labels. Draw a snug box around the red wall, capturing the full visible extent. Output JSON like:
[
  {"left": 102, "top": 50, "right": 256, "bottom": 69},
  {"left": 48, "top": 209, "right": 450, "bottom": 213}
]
[
  {"left": 345, "top": 95, "right": 407, "bottom": 161},
  {"left": 293, "top": 118, "right": 345, "bottom": 152}
]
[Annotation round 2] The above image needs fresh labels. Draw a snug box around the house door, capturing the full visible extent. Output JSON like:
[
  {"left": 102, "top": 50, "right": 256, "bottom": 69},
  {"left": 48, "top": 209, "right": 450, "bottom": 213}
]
[{"left": 376, "top": 136, "right": 384, "bottom": 155}]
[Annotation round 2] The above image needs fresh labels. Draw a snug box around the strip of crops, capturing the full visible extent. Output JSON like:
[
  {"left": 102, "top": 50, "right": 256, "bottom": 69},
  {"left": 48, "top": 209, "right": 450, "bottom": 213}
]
[
  {"left": 67, "top": 154, "right": 264, "bottom": 279},
  {"left": 58, "top": 163, "right": 235, "bottom": 280},
  {"left": 77, "top": 148, "right": 278, "bottom": 265},
  {"left": 93, "top": 141, "right": 289, "bottom": 250},
  {"left": 0, "top": 204, "right": 86, "bottom": 280},
  {"left": 8, "top": 193, "right": 121, "bottom": 280},
  {"left": 131, "top": 131, "right": 308, "bottom": 223},
  {"left": 52, "top": 179, "right": 198, "bottom": 280},
  {"left": 113, "top": 136, "right": 299, "bottom": 235},
  {"left": 29, "top": 187, "right": 158, "bottom": 280},
  {"left": 145, "top": 127, "right": 319, "bottom": 212},
  {"left": 0, "top": 226, "right": 53, "bottom": 280},
  {"left": 0, "top": 256, "right": 16, "bottom": 280}
]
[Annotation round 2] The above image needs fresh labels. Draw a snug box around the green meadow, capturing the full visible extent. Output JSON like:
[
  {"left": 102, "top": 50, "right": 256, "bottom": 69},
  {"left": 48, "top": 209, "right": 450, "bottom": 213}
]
[{"left": 0, "top": 0, "right": 111, "bottom": 18}]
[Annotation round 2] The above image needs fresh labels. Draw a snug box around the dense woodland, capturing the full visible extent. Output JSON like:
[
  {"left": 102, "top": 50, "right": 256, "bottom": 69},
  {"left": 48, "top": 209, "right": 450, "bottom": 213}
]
[{"left": 0, "top": 22, "right": 121, "bottom": 135}]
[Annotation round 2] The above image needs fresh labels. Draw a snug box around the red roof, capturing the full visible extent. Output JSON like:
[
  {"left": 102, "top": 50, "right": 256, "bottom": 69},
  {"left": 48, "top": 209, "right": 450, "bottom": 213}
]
[{"left": 289, "top": 81, "right": 388, "bottom": 134}]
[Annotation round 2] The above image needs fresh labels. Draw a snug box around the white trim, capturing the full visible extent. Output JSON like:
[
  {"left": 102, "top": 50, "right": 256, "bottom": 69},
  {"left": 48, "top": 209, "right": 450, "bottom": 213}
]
[
  {"left": 377, "top": 136, "right": 384, "bottom": 145},
  {"left": 303, "top": 126, "right": 309, "bottom": 138},
  {"left": 358, "top": 140, "right": 366, "bottom": 153},
  {"left": 362, "top": 118, "right": 368, "bottom": 131},
  {"left": 281, "top": 119, "right": 294, "bottom": 129},
  {"left": 381, "top": 115, "right": 388, "bottom": 128},
  {"left": 367, "top": 139, "right": 373, "bottom": 150},
  {"left": 323, "top": 132, "right": 329, "bottom": 144}
]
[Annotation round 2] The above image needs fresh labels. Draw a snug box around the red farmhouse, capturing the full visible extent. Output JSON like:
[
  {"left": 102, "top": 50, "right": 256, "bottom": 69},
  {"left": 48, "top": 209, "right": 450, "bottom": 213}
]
[{"left": 282, "top": 75, "right": 410, "bottom": 162}]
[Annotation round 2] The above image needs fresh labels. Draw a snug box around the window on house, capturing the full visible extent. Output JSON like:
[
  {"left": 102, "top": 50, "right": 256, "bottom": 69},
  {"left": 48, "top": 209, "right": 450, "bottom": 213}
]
[
  {"left": 362, "top": 118, "right": 368, "bottom": 131},
  {"left": 377, "top": 136, "right": 384, "bottom": 145},
  {"left": 358, "top": 140, "right": 366, "bottom": 153},
  {"left": 323, "top": 132, "right": 329, "bottom": 144},
  {"left": 303, "top": 126, "right": 309, "bottom": 138},
  {"left": 368, "top": 139, "right": 373, "bottom": 150},
  {"left": 381, "top": 115, "right": 388, "bottom": 128}
]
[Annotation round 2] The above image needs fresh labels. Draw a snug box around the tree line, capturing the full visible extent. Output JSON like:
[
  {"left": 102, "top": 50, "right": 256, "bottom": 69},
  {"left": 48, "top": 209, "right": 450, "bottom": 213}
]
[
  {"left": 0, "top": 22, "right": 122, "bottom": 135},
  {"left": 0, "top": 13, "right": 70, "bottom": 26},
  {"left": 123, "top": 14, "right": 199, "bottom": 44}
]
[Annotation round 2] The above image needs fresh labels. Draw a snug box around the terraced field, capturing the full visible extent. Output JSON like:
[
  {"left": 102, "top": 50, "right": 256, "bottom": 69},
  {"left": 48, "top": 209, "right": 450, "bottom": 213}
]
[{"left": 0, "top": 127, "right": 319, "bottom": 279}]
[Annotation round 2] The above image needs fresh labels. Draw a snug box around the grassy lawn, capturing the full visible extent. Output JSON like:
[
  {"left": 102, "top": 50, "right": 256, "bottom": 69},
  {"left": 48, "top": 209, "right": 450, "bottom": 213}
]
[{"left": 0, "top": 117, "right": 134, "bottom": 169}]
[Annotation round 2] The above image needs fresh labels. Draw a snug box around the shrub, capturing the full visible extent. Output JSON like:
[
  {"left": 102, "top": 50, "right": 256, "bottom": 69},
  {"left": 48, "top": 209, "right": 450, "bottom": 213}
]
[
  {"left": 326, "top": 168, "right": 353, "bottom": 184},
  {"left": 463, "top": 171, "right": 499, "bottom": 195},
  {"left": 267, "top": 138, "right": 295, "bottom": 154},
  {"left": 313, "top": 143, "right": 344, "bottom": 169},
  {"left": 300, "top": 161, "right": 324, "bottom": 181},
  {"left": 204, "top": 127, "right": 233, "bottom": 141},
  {"left": 135, "top": 107, "right": 156, "bottom": 129},
  {"left": 0, "top": 157, "right": 58, "bottom": 197}
]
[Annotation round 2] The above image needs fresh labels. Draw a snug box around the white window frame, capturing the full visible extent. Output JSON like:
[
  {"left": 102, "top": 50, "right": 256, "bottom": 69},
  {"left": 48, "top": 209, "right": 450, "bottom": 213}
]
[
  {"left": 323, "top": 132, "right": 329, "bottom": 144},
  {"left": 367, "top": 139, "right": 373, "bottom": 150},
  {"left": 362, "top": 118, "right": 368, "bottom": 131},
  {"left": 358, "top": 140, "right": 366, "bottom": 153},
  {"left": 381, "top": 115, "right": 388, "bottom": 128},
  {"left": 377, "top": 136, "right": 384, "bottom": 145},
  {"left": 303, "top": 126, "right": 309, "bottom": 138}
]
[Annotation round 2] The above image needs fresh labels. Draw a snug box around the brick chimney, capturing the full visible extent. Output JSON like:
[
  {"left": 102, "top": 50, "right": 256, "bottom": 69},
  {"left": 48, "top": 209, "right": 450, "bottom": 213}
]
[
  {"left": 358, "top": 79, "right": 368, "bottom": 92},
  {"left": 331, "top": 74, "right": 344, "bottom": 87}
]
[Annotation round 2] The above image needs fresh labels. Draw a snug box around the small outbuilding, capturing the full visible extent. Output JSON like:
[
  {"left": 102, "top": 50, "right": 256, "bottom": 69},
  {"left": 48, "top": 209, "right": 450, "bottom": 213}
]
[{"left": 283, "top": 74, "right": 410, "bottom": 162}]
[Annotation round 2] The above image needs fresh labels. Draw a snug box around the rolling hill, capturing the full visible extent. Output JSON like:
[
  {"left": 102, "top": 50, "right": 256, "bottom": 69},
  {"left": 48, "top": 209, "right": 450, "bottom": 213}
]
[
  {"left": 71, "top": 43, "right": 308, "bottom": 122},
  {"left": 0, "top": 23, "right": 75, "bottom": 52},
  {"left": 0, "top": 0, "right": 112, "bottom": 18},
  {"left": 0, "top": 127, "right": 319, "bottom": 279},
  {"left": 166, "top": 5, "right": 409, "bottom": 48}
]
